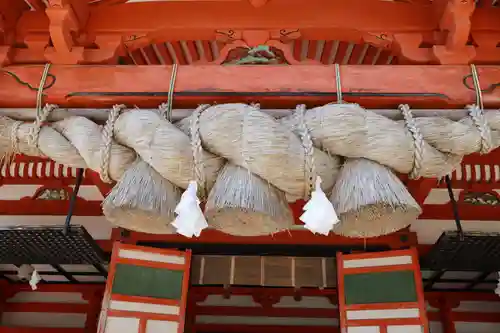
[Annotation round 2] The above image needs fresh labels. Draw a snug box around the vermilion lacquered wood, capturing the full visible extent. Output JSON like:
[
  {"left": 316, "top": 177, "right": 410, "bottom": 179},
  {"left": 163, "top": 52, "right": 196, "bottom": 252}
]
[{"left": 0, "top": 64, "right": 498, "bottom": 108}]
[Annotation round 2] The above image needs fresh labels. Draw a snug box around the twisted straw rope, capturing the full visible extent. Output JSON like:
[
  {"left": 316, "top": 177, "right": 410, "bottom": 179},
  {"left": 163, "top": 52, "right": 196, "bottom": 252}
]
[
  {"left": 100, "top": 104, "right": 126, "bottom": 183},
  {"left": 190, "top": 104, "right": 210, "bottom": 199},
  {"left": 2, "top": 102, "right": 500, "bottom": 199},
  {"left": 399, "top": 104, "right": 424, "bottom": 179},
  {"left": 295, "top": 104, "right": 316, "bottom": 198}
]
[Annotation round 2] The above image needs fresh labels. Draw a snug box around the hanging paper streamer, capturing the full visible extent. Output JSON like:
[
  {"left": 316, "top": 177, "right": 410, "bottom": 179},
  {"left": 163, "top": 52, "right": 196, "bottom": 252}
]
[
  {"left": 17, "top": 264, "right": 33, "bottom": 281},
  {"left": 300, "top": 176, "right": 340, "bottom": 235},
  {"left": 29, "top": 270, "right": 41, "bottom": 290},
  {"left": 172, "top": 181, "right": 208, "bottom": 238}
]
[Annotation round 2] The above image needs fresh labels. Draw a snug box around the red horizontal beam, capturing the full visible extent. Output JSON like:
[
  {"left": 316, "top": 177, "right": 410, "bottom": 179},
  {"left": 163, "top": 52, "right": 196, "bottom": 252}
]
[
  {"left": 195, "top": 305, "right": 337, "bottom": 318},
  {"left": 17, "top": 0, "right": 439, "bottom": 36},
  {"left": 4, "top": 302, "right": 88, "bottom": 313},
  {"left": 15, "top": 1, "right": 500, "bottom": 42},
  {"left": 195, "top": 324, "right": 339, "bottom": 333},
  {"left": 0, "top": 200, "right": 102, "bottom": 216},
  {"left": 113, "top": 228, "right": 417, "bottom": 248},
  {"left": 0, "top": 64, "right": 498, "bottom": 109},
  {"left": 5, "top": 284, "right": 104, "bottom": 294},
  {"left": 421, "top": 203, "right": 500, "bottom": 221},
  {"left": 0, "top": 326, "right": 140, "bottom": 333}
]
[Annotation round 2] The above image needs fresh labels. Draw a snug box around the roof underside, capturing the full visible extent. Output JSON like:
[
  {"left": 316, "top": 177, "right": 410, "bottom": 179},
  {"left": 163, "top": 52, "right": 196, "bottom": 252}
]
[
  {"left": 22, "top": 0, "right": 500, "bottom": 10},
  {"left": 122, "top": 40, "right": 396, "bottom": 65}
]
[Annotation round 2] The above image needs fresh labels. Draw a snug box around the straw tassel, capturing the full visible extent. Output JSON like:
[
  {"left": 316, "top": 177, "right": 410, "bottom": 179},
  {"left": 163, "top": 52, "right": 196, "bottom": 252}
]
[
  {"left": 300, "top": 176, "right": 339, "bottom": 235},
  {"left": 172, "top": 181, "right": 208, "bottom": 238}
]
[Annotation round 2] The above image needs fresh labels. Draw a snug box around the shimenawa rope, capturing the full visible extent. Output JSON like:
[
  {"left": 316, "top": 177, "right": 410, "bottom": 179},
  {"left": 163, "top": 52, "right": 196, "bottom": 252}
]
[{"left": 2, "top": 66, "right": 500, "bottom": 237}]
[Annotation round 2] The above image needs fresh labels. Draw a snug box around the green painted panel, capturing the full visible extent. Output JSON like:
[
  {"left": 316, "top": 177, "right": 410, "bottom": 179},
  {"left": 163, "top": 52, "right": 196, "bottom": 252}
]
[
  {"left": 112, "top": 263, "right": 184, "bottom": 300},
  {"left": 344, "top": 270, "right": 418, "bottom": 305}
]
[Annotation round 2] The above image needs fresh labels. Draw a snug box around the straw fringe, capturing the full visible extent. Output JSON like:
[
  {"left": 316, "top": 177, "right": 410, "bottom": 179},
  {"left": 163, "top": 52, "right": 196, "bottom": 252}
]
[
  {"left": 330, "top": 158, "right": 422, "bottom": 238},
  {"left": 102, "top": 158, "right": 181, "bottom": 234},
  {"left": 205, "top": 164, "right": 293, "bottom": 236}
]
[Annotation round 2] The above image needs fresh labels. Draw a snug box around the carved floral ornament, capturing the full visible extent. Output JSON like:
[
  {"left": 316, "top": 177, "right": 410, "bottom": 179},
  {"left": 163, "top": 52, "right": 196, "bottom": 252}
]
[
  {"left": 36, "top": 188, "right": 69, "bottom": 200},
  {"left": 206, "top": 29, "right": 310, "bottom": 65},
  {"left": 462, "top": 191, "right": 500, "bottom": 206}
]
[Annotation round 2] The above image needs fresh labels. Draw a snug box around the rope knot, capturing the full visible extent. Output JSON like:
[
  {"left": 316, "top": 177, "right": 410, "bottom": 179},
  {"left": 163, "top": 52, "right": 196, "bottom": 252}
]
[
  {"left": 27, "top": 104, "right": 58, "bottom": 152},
  {"left": 399, "top": 104, "right": 424, "bottom": 179},
  {"left": 295, "top": 104, "right": 316, "bottom": 198},
  {"left": 468, "top": 105, "right": 493, "bottom": 154},
  {"left": 100, "top": 104, "right": 126, "bottom": 183},
  {"left": 190, "top": 104, "right": 210, "bottom": 199}
]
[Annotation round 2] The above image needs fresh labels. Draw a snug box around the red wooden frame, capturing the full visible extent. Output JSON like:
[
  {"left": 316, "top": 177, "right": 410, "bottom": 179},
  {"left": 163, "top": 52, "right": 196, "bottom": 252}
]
[
  {"left": 337, "top": 248, "right": 429, "bottom": 333},
  {"left": 2, "top": 0, "right": 500, "bottom": 65},
  {"left": 102, "top": 242, "right": 191, "bottom": 333},
  {"left": 1, "top": 283, "right": 500, "bottom": 333}
]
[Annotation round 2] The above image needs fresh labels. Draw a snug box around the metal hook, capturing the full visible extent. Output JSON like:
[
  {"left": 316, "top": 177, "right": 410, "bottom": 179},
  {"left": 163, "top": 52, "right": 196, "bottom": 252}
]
[
  {"left": 463, "top": 74, "right": 500, "bottom": 94},
  {"left": 444, "top": 175, "right": 464, "bottom": 241},
  {"left": 64, "top": 168, "right": 84, "bottom": 235}
]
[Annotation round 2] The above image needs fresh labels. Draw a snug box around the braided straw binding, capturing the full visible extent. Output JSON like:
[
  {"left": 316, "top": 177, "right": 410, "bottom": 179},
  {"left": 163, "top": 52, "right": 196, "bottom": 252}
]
[
  {"left": 295, "top": 104, "right": 316, "bottom": 198},
  {"left": 190, "top": 105, "right": 210, "bottom": 199},
  {"left": 399, "top": 104, "right": 424, "bottom": 179},
  {"left": 468, "top": 105, "right": 493, "bottom": 155},
  {"left": 100, "top": 104, "right": 125, "bottom": 183}
]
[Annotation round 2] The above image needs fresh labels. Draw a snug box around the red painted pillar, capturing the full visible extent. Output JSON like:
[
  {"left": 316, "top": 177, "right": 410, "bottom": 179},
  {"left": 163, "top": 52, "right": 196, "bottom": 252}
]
[
  {"left": 431, "top": 297, "right": 458, "bottom": 333},
  {"left": 0, "top": 281, "right": 6, "bottom": 322},
  {"left": 83, "top": 289, "right": 104, "bottom": 333}
]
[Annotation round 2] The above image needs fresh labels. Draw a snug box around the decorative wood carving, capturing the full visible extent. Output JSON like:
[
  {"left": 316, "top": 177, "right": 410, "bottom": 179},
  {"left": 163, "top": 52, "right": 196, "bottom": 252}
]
[
  {"left": 35, "top": 187, "right": 70, "bottom": 200},
  {"left": 376, "top": 0, "right": 476, "bottom": 64},
  {"left": 432, "top": 0, "right": 476, "bottom": 64},
  {"left": 43, "top": 0, "right": 124, "bottom": 64},
  {"left": 0, "top": 0, "right": 28, "bottom": 66},
  {"left": 197, "top": 29, "right": 318, "bottom": 65},
  {"left": 461, "top": 192, "right": 500, "bottom": 206}
]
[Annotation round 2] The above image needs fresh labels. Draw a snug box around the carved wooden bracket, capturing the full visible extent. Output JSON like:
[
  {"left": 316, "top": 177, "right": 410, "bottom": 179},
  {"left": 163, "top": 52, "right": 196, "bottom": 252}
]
[
  {"left": 0, "top": 0, "right": 28, "bottom": 66},
  {"left": 470, "top": 32, "right": 500, "bottom": 64},
  {"left": 364, "top": 0, "right": 476, "bottom": 65},
  {"left": 432, "top": 0, "right": 476, "bottom": 64},
  {"left": 197, "top": 29, "right": 318, "bottom": 65},
  {"left": 44, "top": 0, "right": 123, "bottom": 64},
  {"left": 251, "top": 292, "right": 281, "bottom": 308}
]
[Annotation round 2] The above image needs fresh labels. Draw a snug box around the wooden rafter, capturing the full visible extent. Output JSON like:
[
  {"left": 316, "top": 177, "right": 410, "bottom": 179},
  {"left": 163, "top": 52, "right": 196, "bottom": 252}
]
[{"left": 1, "top": 0, "right": 499, "bottom": 65}]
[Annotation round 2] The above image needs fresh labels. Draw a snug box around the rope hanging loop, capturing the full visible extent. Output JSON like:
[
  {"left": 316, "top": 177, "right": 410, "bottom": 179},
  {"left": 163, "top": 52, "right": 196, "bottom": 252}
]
[
  {"left": 399, "top": 104, "right": 424, "bottom": 179},
  {"left": 469, "top": 64, "right": 493, "bottom": 155},
  {"left": 100, "top": 104, "right": 127, "bottom": 183}
]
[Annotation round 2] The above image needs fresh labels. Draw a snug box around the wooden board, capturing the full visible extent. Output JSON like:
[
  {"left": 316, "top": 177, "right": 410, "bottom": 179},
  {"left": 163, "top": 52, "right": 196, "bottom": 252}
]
[
  {"left": 337, "top": 248, "right": 429, "bottom": 333},
  {"left": 1, "top": 65, "right": 498, "bottom": 109},
  {"left": 343, "top": 270, "right": 417, "bottom": 305},
  {"left": 190, "top": 255, "right": 336, "bottom": 288},
  {"left": 98, "top": 243, "right": 191, "bottom": 333}
]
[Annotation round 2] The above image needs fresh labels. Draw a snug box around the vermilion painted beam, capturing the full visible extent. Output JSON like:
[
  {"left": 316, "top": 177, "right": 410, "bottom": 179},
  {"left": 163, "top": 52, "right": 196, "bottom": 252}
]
[
  {"left": 0, "top": 64, "right": 498, "bottom": 108},
  {"left": 15, "top": 1, "right": 500, "bottom": 39},
  {"left": 111, "top": 228, "right": 417, "bottom": 248},
  {"left": 17, "top": 1, "right": 440, "bottom": 36}
]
